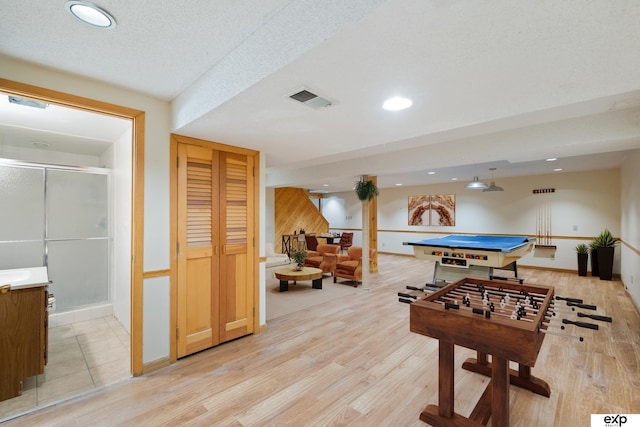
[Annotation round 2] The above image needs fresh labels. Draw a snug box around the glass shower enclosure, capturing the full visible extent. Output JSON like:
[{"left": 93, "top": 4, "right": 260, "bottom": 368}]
[{"left": 0, "top": 160, "right": 110, "bottom": 313}]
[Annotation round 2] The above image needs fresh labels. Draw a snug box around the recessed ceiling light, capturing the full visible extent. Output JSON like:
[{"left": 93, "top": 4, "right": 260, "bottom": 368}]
[
  {"left": 428, "top": 171, "right": 436, "bottom": 175},
  {"left": 65, "top": 1, "right": 117, "bottom": 28},
  {"left": 553, "top": 168, "right": 563, "bottom": 172},
  {"left": 382, "top": 96, "right": 412, "bottom": 111},
  {"left": 323, "top": 184, "right": 329, "bottom": 187},
  {"left": 451, "top": 178, "right": 458, "bottom": 181},
  {"left": 395, "top": 183, "right": 403, "bottom": 186},
  {"left": 546, "top": 158, "right": 557, "bottom": 162}
]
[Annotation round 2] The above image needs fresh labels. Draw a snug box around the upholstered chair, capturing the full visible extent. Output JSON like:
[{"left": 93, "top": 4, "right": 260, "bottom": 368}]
[
  {"left": 304, "top": 244, "right": 340, "bottom": 274},
  {"left": 338, "top": 232, "right": 353, "bottom": 253},
  {"left": 304, "top": 234, "right": 319, "bottom": 252},
  {"left": 333, "top": 246, "right": 377, "bottom": 286}
]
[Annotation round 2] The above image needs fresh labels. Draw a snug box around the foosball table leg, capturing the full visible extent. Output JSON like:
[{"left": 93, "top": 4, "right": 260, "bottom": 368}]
[
  {"left": 421, "top": 344, "right": 514, "bottom": 427},
  {"left": 462, "top": 352, "right": 551, "bottom": 398}
]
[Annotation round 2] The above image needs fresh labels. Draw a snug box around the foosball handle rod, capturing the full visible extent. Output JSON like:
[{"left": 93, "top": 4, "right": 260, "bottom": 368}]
[
  {"left": 549, "top": 308, "right": 613, "bottom": 323},
  {"left": 398, "top": 297, "right": 413, "bottom": 304},
  {"left": 540, "top": 328, "right": 584, "bottom": 342},
  {"left": 406, "top": 284, "right": 440, "bottom": 292},
  {"left": 562, "top": 318, "right": 599, "bottom": 330},
  {"left": 577, "top": 312, "right": 612, "bottom": 322},
  {"left": 566, "top": 301, "right": 597, "bottom": 310},
  {"left": 490, "top": 275, "right": 524, "bottom": 284},
  {"left": 542, "top": 321, "right": 565, "bottom": 330},
  {"left": 549, "top": 304, "right": 577, "bottom": 314},
  {"left": 398, "top": 292, "right": 417, "bottom": 299},
  {"left": 555, "top": 295, "right": 583, "bottom": 303}
]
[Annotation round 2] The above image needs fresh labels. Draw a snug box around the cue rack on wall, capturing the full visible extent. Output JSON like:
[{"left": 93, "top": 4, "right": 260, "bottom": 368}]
[{"left": 533, "top": 188, "right": 557, "bottom": 250}]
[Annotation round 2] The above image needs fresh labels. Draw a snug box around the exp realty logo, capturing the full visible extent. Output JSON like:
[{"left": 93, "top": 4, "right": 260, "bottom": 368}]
[{"left": 591, "top": 414, "right": 638, "bottom": 427}]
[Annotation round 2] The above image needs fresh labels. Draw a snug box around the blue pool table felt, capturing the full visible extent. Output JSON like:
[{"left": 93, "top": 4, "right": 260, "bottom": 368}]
[{"left": 405, "top": 235, "right": 532, "bottom": 252}]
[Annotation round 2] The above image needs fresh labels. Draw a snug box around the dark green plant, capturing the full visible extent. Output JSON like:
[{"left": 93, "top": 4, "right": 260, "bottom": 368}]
[
  {"left": 575, "top": 243, "right": 589, "bottom": 255},
  {"left": 354, "top": 179, "right": 379, "bottom": 201},
  {"left": 596, "top": 229, "right": 617, "bottom": 247},
  {"left": 589, "top": 236, "right": 602, "bottom": 252},
  {"left": 290, "top": 248, "right": 307, "bottom": 266}
]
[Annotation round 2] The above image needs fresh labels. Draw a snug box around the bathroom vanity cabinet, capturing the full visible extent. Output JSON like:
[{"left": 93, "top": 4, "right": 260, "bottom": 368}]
[{"left": 0, "top": 268, "right": 49, "bottom": 402}]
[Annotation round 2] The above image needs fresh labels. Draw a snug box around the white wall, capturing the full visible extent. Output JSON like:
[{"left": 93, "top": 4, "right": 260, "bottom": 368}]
[
  {"left": 143, "top": 276, "right": 170, "bottom": 362},
  {"left": 100, "top": 128, "right": 133, "bottom": 333},
  {"left": 323, "top": 169, "right": 622, "bottom": 273},
  {"left": 620, "top": 149, "right": 640, "bottom": 308}
]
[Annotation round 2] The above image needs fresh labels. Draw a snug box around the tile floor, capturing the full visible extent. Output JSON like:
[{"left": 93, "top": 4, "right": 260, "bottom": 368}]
[{"left": 0, "top": 316, "right": 131, "bottom": 422}]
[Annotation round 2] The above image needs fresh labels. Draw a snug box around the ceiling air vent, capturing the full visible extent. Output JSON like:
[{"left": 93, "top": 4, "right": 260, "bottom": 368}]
[{"left": 288, "top": 89, "right": 332, "bottom": 109}]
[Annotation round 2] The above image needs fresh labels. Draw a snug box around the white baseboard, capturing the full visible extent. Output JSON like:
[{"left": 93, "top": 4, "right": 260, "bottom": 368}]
[{"left": 49, "top": 303, "right": 113, "bottom": 327}]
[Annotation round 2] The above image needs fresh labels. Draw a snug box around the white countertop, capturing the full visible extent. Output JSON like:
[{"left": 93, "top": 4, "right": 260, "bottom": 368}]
[{"left": 0, "top": 266, "right": 49, "bottom": 290}]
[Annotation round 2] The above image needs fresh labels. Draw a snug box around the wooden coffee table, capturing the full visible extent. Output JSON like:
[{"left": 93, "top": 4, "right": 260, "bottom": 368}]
[{"left": 274, "top": 266, "right": 323, "bottom": 292}]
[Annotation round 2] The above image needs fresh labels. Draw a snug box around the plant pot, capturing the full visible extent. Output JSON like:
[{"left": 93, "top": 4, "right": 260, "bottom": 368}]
[
  {"left": 590, "top": 249, "right": 599, "bottom": 277},
  {"left": 577, "top": 253, "right": 588, "bottom": 276},
  {"left": 597, "top": 246, "right": 615, "bottom": 281}
]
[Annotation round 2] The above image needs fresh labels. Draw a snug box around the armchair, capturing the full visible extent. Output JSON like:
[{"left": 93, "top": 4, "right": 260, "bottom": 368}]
[
  {"left": 333, "top": 246, "right": 377, "bottom": 286},
  {"left": 304, "top": 244, "right": 340, "bottom": 274},
  {"left": 338, "top": 232, "right": 353, "bottom": 253},
  {"left": 304, "top": 234, "right": 319, "bottom": 251}
]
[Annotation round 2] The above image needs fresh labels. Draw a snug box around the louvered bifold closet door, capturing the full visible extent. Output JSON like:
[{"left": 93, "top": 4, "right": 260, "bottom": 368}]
[
  {"left": 177, "top": 144, "right": 220, "bottom": 357},
  {"left": 219, "top": 152, "right": 254, "bottom": 342}
]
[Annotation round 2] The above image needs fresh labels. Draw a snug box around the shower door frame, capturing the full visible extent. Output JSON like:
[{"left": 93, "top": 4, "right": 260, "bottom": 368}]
[
  {"left": 0, "top": 160, "right": 112, "bottom": 310},
  {"left": 0, "top": 78, "right": 146, "bottom": 376}
]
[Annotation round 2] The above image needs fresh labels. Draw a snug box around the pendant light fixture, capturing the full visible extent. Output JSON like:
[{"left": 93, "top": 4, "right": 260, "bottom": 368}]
[
  {"left": 465, "top": 176, "right": 489, "bottom": 189},
  {"left": 483, "top": 168, "right": 504, "bottom": 192}
]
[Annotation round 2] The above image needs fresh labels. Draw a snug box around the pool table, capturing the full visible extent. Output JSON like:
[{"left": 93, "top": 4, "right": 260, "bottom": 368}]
[{"left": 404, "top": 235, "right": 535, "bottom": 284}]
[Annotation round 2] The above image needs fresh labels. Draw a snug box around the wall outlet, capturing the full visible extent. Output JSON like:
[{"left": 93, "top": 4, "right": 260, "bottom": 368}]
[{"left": 572, "top": 225, "right": 578, "bottom": 231}]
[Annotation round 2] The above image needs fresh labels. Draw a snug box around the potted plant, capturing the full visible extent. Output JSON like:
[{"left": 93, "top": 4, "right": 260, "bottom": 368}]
[
  {"left": 289, "top": 248, "right": 307, "bottom": 270},
  {"left": 589, "top": 236, "right": 601, "bottom": 277},
  {"left": 575, "top": 243, "right": 589, "bottom": 276},
  {"left": 354, "top": 179, "right": 379, "bottom": 201},
  {"left": 595, "top": 229, "right": 617, "bottom": 281}
]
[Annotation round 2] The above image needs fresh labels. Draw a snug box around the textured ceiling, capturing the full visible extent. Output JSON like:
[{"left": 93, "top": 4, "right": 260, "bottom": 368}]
[{"left": 1, "top": 0, "right": 640, "bottom": 191}]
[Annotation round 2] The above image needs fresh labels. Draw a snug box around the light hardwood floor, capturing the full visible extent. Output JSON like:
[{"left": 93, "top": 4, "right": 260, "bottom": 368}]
[
  {"left": 0, "top": 316, "right": 130, "bottom": 422},
  {"left": 4, "top": 254, "right": 639, "bottom": 426}
]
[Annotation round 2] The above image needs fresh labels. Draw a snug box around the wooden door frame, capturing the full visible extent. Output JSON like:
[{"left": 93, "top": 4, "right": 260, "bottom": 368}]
[
  {"left": 169, "top": 134, "right": 260, "bottom": 362},
  {"left": 0, "top": 78, "right": 145, "bottom": 375}
]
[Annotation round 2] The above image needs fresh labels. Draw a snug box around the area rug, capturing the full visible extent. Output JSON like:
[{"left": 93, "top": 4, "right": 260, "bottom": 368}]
[{"left": 265, "top": 272, "right": 361, "bottom": 320}]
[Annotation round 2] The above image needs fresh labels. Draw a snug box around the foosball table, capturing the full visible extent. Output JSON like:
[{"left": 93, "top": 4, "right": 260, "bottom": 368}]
[{"left": 410, "top": 277, "right": 554, "bottom": 427}]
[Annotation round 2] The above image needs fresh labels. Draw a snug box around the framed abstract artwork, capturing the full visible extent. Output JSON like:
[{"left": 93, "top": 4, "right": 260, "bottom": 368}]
[
  {"left": 408, "top": 194, "right": 455, "bottom": 226},
  {"left": 408, "top": 195, "right": 430, "bottom": 226},
  {"left": 430, "top": 194, "right": 455, "bottom": 226}
]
